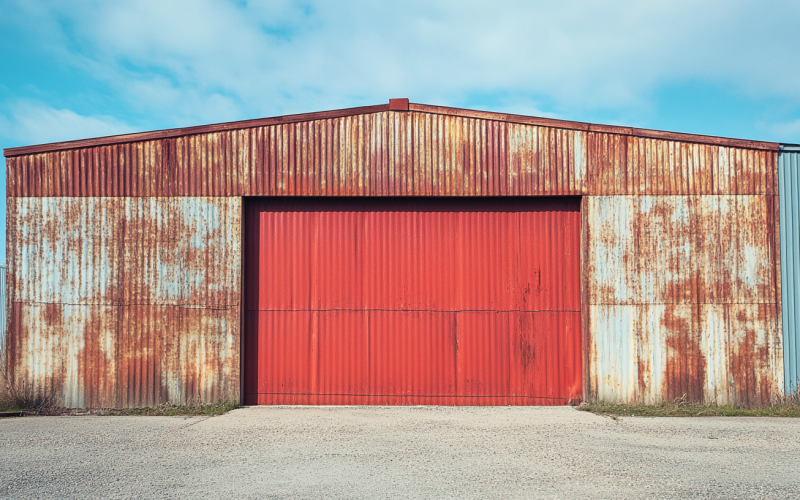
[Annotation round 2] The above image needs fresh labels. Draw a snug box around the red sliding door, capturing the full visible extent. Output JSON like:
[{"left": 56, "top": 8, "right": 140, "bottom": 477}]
[{"left": 243, "top": 197, "right": 581, "bottom": 405}]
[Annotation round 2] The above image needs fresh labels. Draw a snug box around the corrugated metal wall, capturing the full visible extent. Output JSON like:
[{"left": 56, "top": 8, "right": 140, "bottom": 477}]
[
  {"left": 6, "top": 111, "right": 776, "bottom": 197},
  {"left": 5, "top": 197, "right": 241, "bottom": 407},
  {"left": 2, "top": 105, "right": 784, "bottom": 407},
  {"left": 0, "top": 265, "right": 6, "bottom": 352},
  {"left": 779, "top": 146, "right": 800, "bottom": 395},
  {"left": 244, "top": 197, "right": 582, "bottom": 405},
  {"left": 588, "top": 196, "right": 782, "bottom": 405}
]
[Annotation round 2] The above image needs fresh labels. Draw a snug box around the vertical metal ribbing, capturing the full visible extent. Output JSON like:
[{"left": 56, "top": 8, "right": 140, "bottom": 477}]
[
  {"left": 0, "top": 265, "right": 6, "bottom": 352},
  {"left": 779, "top": 148, "right": 800, "bottom": 395}
]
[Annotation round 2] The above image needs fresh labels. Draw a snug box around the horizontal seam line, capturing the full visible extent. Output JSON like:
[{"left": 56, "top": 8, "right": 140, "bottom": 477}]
[
  {"left": 12, "top": 301, "right": 237, "bottom": 310},
  {"left": 245, "top": 308, "right": 580, "bottom": 313},
  {"left": 246, "top": 393, "right": 570, "bottom": 400},
  {"left": 589, "top": 302, "right": 776, "bottom": 306}
]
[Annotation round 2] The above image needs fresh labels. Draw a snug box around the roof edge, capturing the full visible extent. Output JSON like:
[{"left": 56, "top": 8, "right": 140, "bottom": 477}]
[
  {"left": 3, "top": 103, "right": 391, "bottom": 157},
  {"left": 4, "top": 100, "right": 780, "bottom": 157},
  {"left": 410, "top": 104, "right": 780, "bottom": 151}
]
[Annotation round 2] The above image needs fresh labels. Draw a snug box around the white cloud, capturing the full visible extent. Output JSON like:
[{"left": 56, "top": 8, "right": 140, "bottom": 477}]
[
  {"left": 6, "top": 0, "right": 800, "bottom": 127},
  {"left": 0, "top": 100, "right": 136, "bottom": 146},
  {"left": 765, "top": 120, "right": 800, "bottom": 144}
]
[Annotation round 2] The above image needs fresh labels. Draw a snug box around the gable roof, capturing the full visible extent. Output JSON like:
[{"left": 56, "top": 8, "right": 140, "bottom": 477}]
[{"left": 3, "top": 99, "right": 779, "bottom": 157}]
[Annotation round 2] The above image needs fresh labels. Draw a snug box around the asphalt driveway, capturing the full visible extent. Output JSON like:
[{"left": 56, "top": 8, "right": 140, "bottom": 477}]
[{"left": 0, "top": 406, "right": 798, "bottom": 499}]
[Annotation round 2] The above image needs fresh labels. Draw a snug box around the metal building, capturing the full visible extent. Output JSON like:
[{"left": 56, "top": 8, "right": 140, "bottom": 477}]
[
  {"left": 2, "top": 99, "right": 791, "bottom": 407},
  {"left": 779, "top": 145, "right": 800, "bottom": 395}
]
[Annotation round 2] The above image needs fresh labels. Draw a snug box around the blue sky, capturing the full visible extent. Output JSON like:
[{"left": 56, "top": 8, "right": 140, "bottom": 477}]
[{"left": 2, "top": 0, "right": 800, "bottom": 259}]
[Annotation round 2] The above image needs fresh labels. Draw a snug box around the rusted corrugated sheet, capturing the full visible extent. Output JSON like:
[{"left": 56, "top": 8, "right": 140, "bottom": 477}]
[
  {"left": 5, "top": 101, "right": 778, "bottom": 158},
  {"left": 6, "top": 110, "right": 776, "bottom": 198},
  {"left": 587, "top": 195, "right": 783, "bottom": 405},
  {"left": 6, "top": 197, "right": 241, "bottom": 408},
  {"left": 591, "top": 304, "right": 780, "bottom": 406},
  {"left": 0, "top": 265, "right": 6, "bottom": 351},
  {"left": 587, "top": 134, "right": 777, "bottom": 195},
  {"left": 243, "top": 197, "right": 582, "bottom": 405}
]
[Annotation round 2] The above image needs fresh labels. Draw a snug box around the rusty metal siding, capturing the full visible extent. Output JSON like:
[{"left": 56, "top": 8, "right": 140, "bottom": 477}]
[
  {"left": 4, "top": 102, "right": 779, "bottom": 159},
  {"left": 779, "top": 147, "right": 800, "bottom": 394},
  {"left": 6, "top": 197, "right": 240, "bottom": 408},
  {"left": 589, "top": 196, "right": 777, "bottom": 305},
  {"left": 588, "top": 196, "right": 783, "bottom": 405},
  {"left": 591, "top": 304, "right": 780, "bottom": 406},
  {"left": 586, "top": 135, "right": 777, "bottom": 195},
  {"left": 8, "top": 111, "right": 775, "bottom": 198},
  {"left": 0, "top": 265, "right": 5, "bottom": 352}
]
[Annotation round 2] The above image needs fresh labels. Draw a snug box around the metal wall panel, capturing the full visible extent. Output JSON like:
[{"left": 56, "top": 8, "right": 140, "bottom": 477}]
[
  {"left": 779, "top": 148, "right": 800, "bottom": 395},
  {"left": 588, "top": 196, "right": 783, "bottom": 405},
  {"left": 6, "top": 197, "right": 241, "bottom": 407},
  {"left": 6, "top": 111, "right": 776, "bottom": 198},
  {"left": 0, "top": 265, "right": 5, "bottom": 351},
  {"left": 243, "top": 197, "right": 582, "bottom": 405},
  {"left": 591, "top": 304, "right": 780, "bottom": 406},
  {"left": 589, "top": 196, "right": 777, "bottom": 305},
  {"left": 587, "top": 135, "right": 776, "bottom": 195}
]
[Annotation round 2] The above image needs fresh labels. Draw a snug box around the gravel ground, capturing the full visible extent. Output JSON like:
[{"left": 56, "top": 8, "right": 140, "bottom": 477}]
[{"left": 0, "top": 406, "right": 798, "bottom": 499}]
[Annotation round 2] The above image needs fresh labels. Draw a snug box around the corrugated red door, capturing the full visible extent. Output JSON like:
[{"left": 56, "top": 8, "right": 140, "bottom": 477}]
[{"left": 243, "top": 198, "right": 582, "bottom": 405}]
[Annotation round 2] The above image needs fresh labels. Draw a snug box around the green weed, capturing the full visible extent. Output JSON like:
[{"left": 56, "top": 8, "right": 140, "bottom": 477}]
[{"left": 580, "top": 395, "right": 800, "bottom": 418}]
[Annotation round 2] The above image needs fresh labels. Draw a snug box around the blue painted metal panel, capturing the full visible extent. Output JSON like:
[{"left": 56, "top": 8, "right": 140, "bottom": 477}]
[{"left": 780, "top": 146, "right": 800, "bottom": 395}]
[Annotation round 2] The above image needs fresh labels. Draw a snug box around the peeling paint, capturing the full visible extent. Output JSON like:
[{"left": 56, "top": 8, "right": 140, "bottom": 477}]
[
  {"left": 589, "top": 196, "right": 782, "bottom": 405},
  {"left": 6, "top": 197, "right": 241, "bottom": 408}
]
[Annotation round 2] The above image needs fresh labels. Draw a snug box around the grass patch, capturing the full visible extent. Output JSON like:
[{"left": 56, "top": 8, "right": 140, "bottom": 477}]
[
  {"left": 30, "top": 399, "right": 239, "bottom": 417},
  {"left": 106, "top": 400, "right": 238, "bottom": 417},
  {"left": 3, "top": 340, "right": 237, "bottom": 417},
  {"left": 580, "top": 396, "right": 800, "bottom": 418}
]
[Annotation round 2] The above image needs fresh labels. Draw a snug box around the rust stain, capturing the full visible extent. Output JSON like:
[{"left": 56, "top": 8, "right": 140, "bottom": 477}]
[
  {"left": 7, "top": 197, "right": 241, "bottom": 408},
  {"left": 588, "top": 193, "right": 780, "bottom": 406},
  {"left": 634, "top": 306, "right": 649, "bottom": 399},
  {"left": 661, "top": 305, "right": 707, "bottom": 402},
  {"left": 516, "top": 314, "right": 536, "bottom": 372},
  {"left": 77, "top": 306, "right": 115, "bottom": 408},
  {"left": 590, "top": 195, "right": 775, "bottom": 307},
  {"left": 42, "top": 303, "right": 60, "bottom": 327},
  {"left": 728, "top": 306, "right": 773, "bottom": 407},
  {"left": 637, "top": 357, "right": 648, "bottom": 395},
  {"left": 6, "top": 110, "right": 776, "bottom": 198}
]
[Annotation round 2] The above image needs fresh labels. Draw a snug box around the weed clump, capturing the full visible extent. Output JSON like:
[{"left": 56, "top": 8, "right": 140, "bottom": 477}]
[
  {"left": 580, "top": 394, "right": 800, "bottom": 418},
  {"left": 105, "top": 399, "right": 238, "bottom": 417},
  {"left": 0, "top": 345, "right": 64, "bottom": 414}
]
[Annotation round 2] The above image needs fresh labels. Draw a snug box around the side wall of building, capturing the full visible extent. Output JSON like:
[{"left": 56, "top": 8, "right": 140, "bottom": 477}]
[
  {"left": 779, "top": 148, "right": 800, "bottom": 395},
  {"left": 5, "top": 197, "right": 241, "bottom": 408}
]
